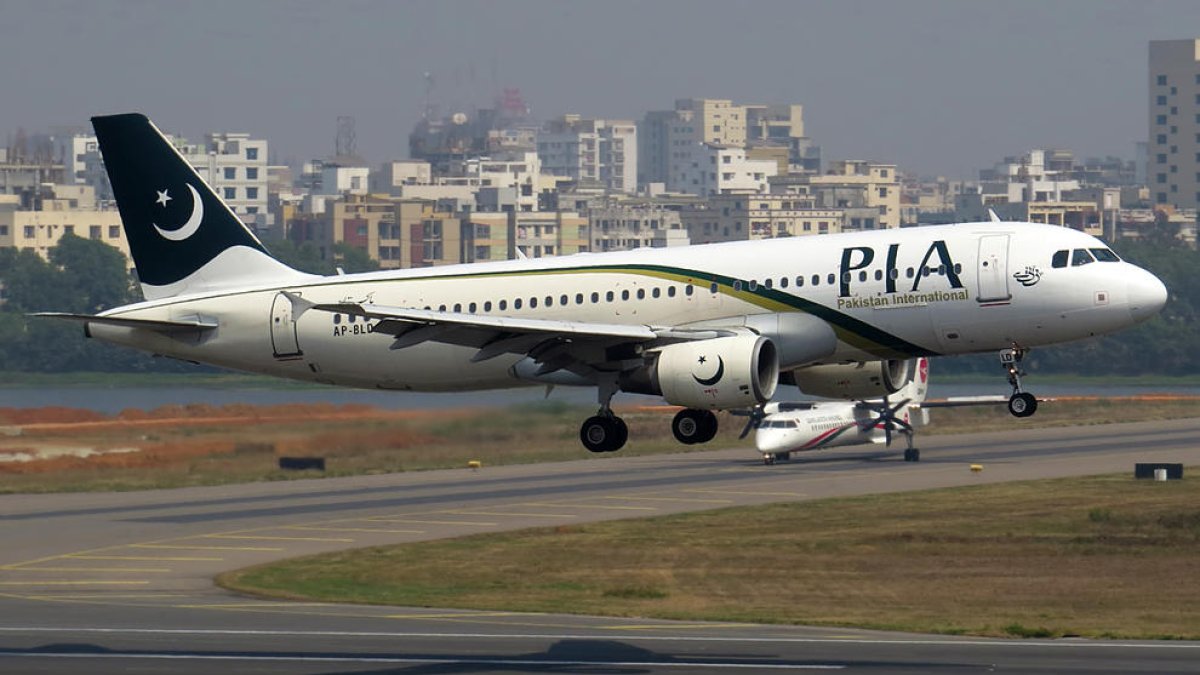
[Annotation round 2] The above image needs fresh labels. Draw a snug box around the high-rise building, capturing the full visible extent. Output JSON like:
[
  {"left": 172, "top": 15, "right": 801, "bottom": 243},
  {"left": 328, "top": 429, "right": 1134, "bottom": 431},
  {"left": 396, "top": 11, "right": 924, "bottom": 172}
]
[
  {"left": 1148, "top": 39, "right": 1200, "bottom": 209},
  {"left": 538, "top": 115, "right": 637, "bottom": 193}
]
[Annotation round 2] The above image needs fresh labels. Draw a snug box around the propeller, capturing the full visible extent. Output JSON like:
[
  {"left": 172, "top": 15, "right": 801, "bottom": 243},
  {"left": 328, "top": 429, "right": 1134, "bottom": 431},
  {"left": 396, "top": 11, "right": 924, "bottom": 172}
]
[
  {"left": 857, "top": 395, "right": 913, "bottom": 447},
  {"left": 732, "top": 404, "right": 767, "bottom": 439}
]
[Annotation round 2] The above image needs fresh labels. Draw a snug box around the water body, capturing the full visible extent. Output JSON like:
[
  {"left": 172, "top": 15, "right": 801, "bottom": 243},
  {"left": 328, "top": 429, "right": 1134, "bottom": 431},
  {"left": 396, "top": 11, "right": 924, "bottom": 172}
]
[{"left": 1, "top": 381, "right": 1197, "bottom": 414}]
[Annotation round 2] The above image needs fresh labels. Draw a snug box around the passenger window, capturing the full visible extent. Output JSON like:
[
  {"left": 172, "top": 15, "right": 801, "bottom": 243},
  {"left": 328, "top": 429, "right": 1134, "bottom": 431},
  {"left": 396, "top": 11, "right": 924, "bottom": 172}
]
[
  {"left": 684, "top": 285, "right": 693, "bottom": 296},
  {"left": 827, "top": 273, "right": 835, "bottom": 285},
  {"left": 905, "top": 267, "right": 914, "bottom": 278},
  {"left": 796, "top": 276, "right": 804, "bottom": 287},
  {"left": 621, "top": 289, "right": 630, "bottom": 301},
  {"left": 858, "top": 271, "right": 867, "bottom": 282},
  {"left": 468, "top": 302, "right": 477, "bottom": 313},
  {"left": 1090, "top": 248, "right": 1120, "bottom": 262},
  {"left": 560, "top": 294, "right": 568, "bottom": 305},
  {"left": 764, "top": 279, "right": 772, "bottom": 289},
  {"left": 438, "top": 305, "right": 446, "bottom": 312},
  {"left": 652, "top": 288, "right": 661, "bottom": 298},
  {"left": 591, "top": 292, "right": 599, "bottom": 303},
  {"left": 668, "top": 286, "right": 677, "bottom": 297},
  {"left": 606, "top": 291, "right": 614, "bottom": 302},
  {"left": 811, "top": 274, "right": 819, "bottom": 286},
  {"left": 484, "top": 301, "right": 492, "bottom": 312},
  {"left": 545, "top": 296, "right": 553, "bottom": 307},
  {"left": 733, "top": 281, "right": 742, "bottom": 291},
  {"left": 530, "top": 297, "right": 538, "bottom": 308},
  {"left": 575, "top": 293, "right": 584, "bottom": 304},
  {"left": 637, "top": 288, "right": 645, "bottom": 299},
  {"left": 515, "top": 299, "right": 523, "bottom": 310},
  {"left": 748, "top": 280, "right": 758, "bottom": 291},
  {"left": 1071, "top": 249, "right": 1094, "bottom": 266},
  {"left": 710, "top": 282, "right": 719, "bottom": 293},
  {"left": 780, "top": 277, "right": 788, "bottom": 289},
  {"left": 874, "top": 270, "right": 883, "bottom": 281},
  {"left": 1051, "top": 250, "right": 1068, "bottom": 268},
  {"left": 499, "top": 300, "right": 508, "bottom": 310},
  {"left": 453, "top": 303, "right": 462, "bottom": 312}
]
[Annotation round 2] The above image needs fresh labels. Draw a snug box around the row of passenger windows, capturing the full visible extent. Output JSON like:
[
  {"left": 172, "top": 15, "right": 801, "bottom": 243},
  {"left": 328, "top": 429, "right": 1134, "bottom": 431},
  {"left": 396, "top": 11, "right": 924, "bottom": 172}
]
[
  {"left": 1050, "top": 248, "right": 1121, "bottom": 269},
  {"left": 331, "top": 264, "right": 967, "bottom": 322}
]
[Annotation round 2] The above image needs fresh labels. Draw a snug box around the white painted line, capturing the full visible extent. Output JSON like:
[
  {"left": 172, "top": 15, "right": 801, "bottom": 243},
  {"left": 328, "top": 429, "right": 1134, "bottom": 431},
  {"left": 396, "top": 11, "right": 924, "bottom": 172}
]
[{"left": 0, "top": 651, "right": 844, "bottom": 669}]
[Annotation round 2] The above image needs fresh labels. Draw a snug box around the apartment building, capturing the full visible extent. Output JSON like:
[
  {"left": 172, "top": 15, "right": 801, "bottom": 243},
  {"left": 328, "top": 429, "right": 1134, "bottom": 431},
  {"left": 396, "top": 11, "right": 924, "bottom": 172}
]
[
  {"left": 675, "top": 144, "right": 777, "bottom": 197},
  {"left": 0, "top": 185, "right": 128, "bottom": 265},
  {"left": 681, "top": 193, "right": 846, "bottom": 244},
  {"left": 1149, "top": 39, "right": 1200, "bottom": 209},
  {"left": 538, "top": 115, "right": 637, "bottom": 193}
]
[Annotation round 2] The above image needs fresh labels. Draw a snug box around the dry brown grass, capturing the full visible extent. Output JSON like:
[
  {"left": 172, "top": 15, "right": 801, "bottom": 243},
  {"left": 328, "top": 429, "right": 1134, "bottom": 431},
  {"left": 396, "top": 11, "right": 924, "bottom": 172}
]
[
  {"left": 0, "top": 398, "right": 1196, "bottom": 493},
  {"left": 222, "top": 472, "right": 1200, "bottom": 639}
]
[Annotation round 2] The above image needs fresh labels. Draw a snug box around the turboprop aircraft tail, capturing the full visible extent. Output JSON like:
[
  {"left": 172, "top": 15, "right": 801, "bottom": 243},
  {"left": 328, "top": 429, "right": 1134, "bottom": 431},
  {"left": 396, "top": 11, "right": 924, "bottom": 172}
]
[{"left": 92, "top": 113, "right": 312, "bottom": 300}]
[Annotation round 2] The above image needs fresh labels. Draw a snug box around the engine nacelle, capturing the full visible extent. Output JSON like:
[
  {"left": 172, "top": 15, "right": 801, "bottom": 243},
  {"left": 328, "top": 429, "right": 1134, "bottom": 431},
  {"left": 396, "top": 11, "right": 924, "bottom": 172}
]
[
  {"left": 624, "top": 335, "right": 779, "bottom": 410},
  {"left": 792, "top": 359, "right": 911, "bottom": 400}
]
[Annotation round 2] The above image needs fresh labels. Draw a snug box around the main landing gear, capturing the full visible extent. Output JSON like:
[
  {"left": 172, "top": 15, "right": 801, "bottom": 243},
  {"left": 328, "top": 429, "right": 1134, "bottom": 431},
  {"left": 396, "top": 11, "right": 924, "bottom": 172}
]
[
  {"left": 580, "top": 378, "right": 628, "bottom": 453},
  {"left": 1001, "top": 346, "right": 1038, "bottom": 418},
  {"left": 671, "top": 408, "right": 718, "bottom": 445}
]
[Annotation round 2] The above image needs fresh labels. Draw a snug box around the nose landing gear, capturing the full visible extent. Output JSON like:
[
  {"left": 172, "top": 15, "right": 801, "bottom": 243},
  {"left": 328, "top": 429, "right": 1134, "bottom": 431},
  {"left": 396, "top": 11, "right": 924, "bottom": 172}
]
[{"left": 1001, "top": 346, "right": 1038, "bottom": 418}]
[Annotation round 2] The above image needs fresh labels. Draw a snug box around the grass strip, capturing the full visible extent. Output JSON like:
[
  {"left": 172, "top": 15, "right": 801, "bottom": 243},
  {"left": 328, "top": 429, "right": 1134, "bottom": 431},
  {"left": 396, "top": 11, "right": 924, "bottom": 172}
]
[{"left": 220, "top": 472, "right": 1200, "bottom": 639}]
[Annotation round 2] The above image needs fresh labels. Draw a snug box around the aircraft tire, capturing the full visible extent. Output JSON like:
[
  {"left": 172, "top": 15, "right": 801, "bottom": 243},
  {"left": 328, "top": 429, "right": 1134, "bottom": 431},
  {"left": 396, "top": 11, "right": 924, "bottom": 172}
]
[
  {"left": 1008, "top": 392, "right": 1038, "bottom": 418},
  {"left": 580, "top": 415, "right": 626, "bottom": 453},
  {"left": 672, "top": 409, "right": 704, "bottom": 445}
]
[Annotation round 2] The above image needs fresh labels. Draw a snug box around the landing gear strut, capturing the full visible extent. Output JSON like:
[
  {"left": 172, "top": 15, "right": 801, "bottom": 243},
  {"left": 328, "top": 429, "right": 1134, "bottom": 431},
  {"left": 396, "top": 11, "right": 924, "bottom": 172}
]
[
  {"left": 902, "top": 429, "right": 920, "bottom": 462},
  {"left": 672, "top": 408, "right": 718, "bottom": 445},
  {"left": 1001, "top": 346, "right": 1038, "bottom": 418},
  {"left": 580, "top": 377, "right": 628, "bottom": 453}
]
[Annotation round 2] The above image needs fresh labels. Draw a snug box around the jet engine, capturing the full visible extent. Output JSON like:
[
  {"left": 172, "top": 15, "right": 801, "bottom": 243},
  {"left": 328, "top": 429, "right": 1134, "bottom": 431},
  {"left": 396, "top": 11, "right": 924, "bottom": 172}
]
[
  {"left": 621, "top": 334, "right": 779, "bottom": 409},
  {"left": 792, "top": 359, "right": 912, "bottom": 400}
]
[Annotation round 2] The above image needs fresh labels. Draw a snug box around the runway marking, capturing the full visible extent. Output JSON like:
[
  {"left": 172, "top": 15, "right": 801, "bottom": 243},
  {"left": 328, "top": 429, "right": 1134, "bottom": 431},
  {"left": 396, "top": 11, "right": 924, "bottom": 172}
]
[
  {"left": 202, "top": 534, "right": 355, "bottom": 543},
  {"left": 615, "top": 496, "right": 734, "bottom": 504},
  {"left": 524, "top": 501, "right": 658, "bottom": 511},
  {"left": 282, "top": 526, "right": 424, "bottom": 535},
  {"left": 0, "top": 567, "right": 170, "bottom": 573},
  {"left": 0, "top": 580, "right": 150, "bottom": 586},
  {"left": 130, "top": 543, "right": 285, "bottom": 552},
  {"left": 67, "top": 555, "right": 222, "bottom": 562},
  {"left": 366, "top": 517, "right": 499, "bottom": 526},
  {"left": 682, "top": 489, "right": 807, "bottom": 498},
  {"left": 177, "top": 602, "right": 334, "bottom": 609},
  {"left": 608, "top": 623, "right": 752, "bottom": 630},
  {"left": 382, "top": 611, "right": 526, "bottom": 619},
  {"left": 0, "top": 651, "right": 846, "bottom": 669},
  {"left": 447, "top": 510, "right": 579, "bottom": 518},
  {"left": 19, "top": 593, "right": 190, "bottom": 600}
]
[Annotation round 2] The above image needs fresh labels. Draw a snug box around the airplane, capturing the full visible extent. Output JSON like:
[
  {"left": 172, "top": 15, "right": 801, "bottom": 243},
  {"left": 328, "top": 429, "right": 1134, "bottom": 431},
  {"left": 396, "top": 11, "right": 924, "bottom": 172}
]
[
  {"left": 745, "top": 356, "right": 1006, "bottom": 465},
  {"left": 35, "top": 113, "right": 1168, "bottom": 455}
]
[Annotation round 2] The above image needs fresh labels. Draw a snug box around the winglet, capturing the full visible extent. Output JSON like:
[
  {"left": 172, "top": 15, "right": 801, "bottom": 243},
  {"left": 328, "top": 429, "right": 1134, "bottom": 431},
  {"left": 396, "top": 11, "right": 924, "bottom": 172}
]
[
  {"left": 282, "top": 291, "right": 317, "bottom": 320},
  {"left": 988, "top": 208, "right": 1002, "bottom": 223}
]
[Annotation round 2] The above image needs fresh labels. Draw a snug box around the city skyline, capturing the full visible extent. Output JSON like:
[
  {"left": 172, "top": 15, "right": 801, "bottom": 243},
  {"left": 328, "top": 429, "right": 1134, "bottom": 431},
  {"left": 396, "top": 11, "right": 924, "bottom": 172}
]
[{"left": 2, "top": 0, "right": 1199, "bottom": 178}]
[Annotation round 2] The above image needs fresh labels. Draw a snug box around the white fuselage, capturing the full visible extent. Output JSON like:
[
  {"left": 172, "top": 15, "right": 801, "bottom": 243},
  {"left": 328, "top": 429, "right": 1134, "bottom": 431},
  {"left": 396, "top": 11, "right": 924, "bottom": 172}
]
[{"left": 86, "top": 222, "right": 1164, "bottom": 394}]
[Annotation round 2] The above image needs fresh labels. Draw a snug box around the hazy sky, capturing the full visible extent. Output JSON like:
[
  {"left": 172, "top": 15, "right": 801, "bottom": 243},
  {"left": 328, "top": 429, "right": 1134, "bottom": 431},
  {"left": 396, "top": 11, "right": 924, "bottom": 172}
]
[{"left": 3, "top": 0, "right": 1198, "bottom": 178}]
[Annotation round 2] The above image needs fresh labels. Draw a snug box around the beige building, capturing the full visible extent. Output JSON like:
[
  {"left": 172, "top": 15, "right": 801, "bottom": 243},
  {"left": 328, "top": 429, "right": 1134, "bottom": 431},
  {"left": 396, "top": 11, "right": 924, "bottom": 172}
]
[
  {"left": 639, "top": 98, "right": 808, "bottom": 192},
  {"left": 1149, "top": 39, "right": 1200, "bottom": 209},
  {"left": 681, "top": 193, "right": 846, "bottom": 244},
  {"left": 0, "top": 187, "right": 129, "bottom": 266}
]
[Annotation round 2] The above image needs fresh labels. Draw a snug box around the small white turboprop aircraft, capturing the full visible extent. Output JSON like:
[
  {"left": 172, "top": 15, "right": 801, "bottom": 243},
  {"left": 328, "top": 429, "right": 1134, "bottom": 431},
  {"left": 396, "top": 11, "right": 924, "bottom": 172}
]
[
  {"left": 745, "top": 357, "right": 1004, "bottom": 464},
  {"left": 36, "top": 114, "right": 1167, "bottom": 454}
]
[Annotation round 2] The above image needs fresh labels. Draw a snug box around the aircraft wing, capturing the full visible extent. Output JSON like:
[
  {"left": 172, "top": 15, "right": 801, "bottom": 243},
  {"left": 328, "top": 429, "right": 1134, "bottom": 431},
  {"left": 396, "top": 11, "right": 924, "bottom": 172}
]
[
  {"left": 30, "top": 312, "right": 219, "bottom": 334},
  {"left": 311, "top": 301, "right": 735, "bottom": 375}
]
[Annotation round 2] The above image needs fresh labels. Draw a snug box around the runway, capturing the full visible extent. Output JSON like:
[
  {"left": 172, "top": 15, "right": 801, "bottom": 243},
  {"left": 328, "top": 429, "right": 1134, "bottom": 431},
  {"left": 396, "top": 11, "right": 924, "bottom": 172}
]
[{"left": 2, "top": 417, "right": 1199, "bottom": 673}]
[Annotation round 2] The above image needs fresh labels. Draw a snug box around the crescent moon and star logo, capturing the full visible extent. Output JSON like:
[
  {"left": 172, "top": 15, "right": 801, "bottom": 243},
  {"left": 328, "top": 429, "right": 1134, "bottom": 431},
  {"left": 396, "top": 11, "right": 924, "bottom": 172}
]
[
  {"left": 692, "top": 354, "right": 725, "bottom": 387},
  {"left": 918, "top": 357, "right": 929, "bottom": 383},
  {"left": 153, "top": 184, "right": 205, "bottom": 242}
]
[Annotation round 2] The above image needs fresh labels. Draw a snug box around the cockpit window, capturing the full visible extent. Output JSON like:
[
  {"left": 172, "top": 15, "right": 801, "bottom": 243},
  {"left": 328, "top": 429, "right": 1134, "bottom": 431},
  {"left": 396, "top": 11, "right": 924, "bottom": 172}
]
[
  {"left": 1071, "top": 249, "right": 1094, "bottom": 266},
  {"left": 1090, "top": 248, "right": 1120, "bottom": 262},
  {"left": 1051, "top": 250, "right": 1069, "bottom": 268}
]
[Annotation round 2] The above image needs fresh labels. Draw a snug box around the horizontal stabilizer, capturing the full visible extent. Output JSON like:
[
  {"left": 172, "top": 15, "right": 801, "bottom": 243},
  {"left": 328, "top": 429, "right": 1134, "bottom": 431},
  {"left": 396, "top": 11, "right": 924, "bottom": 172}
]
[{"left": 31, "top": 312, "right": 218, "bottom": 334}]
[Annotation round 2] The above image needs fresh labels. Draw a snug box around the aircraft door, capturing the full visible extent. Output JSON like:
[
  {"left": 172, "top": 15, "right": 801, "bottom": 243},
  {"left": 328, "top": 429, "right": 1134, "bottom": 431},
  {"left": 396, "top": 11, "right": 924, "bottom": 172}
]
[
  {"left": 976, "top": 235, "right": 1011, "bottom": 304},
  {"left": 270, "top": 292, "right": 304, "bottom": 360}
]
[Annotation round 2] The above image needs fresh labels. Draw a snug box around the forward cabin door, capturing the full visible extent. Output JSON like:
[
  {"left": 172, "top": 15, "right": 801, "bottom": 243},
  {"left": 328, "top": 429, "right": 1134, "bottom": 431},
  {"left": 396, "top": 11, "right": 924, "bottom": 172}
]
[
  {"left": 270, "top": 292, "right": 304, "bottom": 360},
  {"left": 976, "top": 235, "right": 1011, "bottom": 305}
]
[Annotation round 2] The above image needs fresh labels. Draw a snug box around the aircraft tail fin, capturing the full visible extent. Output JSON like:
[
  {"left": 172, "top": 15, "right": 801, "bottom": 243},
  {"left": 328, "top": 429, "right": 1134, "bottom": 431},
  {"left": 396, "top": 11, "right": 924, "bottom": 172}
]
[{"left": 91, "top": 113, "right": 312, "bottom": 300}]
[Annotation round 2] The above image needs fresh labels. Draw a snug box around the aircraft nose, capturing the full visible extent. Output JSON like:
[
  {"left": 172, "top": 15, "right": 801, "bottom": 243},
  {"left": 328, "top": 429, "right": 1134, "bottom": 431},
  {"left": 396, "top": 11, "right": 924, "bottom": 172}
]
[{"left": 1127, "top": 267, "right": 1168, "bottom": 324}]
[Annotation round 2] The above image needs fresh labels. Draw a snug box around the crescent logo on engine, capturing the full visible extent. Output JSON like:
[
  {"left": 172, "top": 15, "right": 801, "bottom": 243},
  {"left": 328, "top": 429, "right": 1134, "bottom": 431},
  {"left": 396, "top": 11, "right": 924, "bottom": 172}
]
[{"left": 692, "top": 355, "right": 725, "bottom": 386}]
